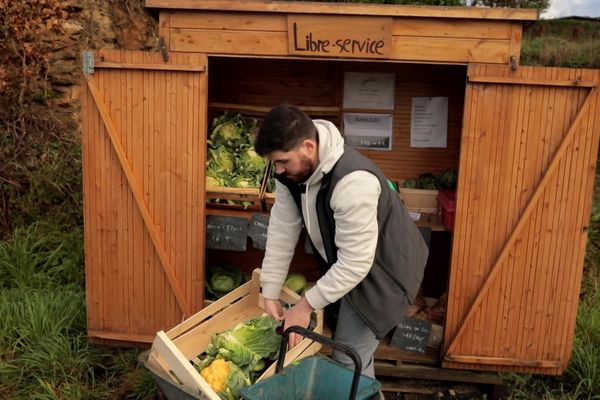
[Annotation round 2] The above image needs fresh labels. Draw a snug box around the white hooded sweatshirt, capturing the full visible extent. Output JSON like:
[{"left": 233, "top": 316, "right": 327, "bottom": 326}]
[{"left": 260, "top": 120, "right": 381, "bottom": 311}]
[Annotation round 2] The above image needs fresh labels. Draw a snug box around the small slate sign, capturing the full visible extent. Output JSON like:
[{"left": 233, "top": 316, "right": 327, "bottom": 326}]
[
  {"left": 205, "top": 215, "right": 248, "bottom": 252},
  {"left": 248, "top": 213, "right": 269, "bottom": 251},
  {"left": 390, "top": 317, "right": 432, "bottom": 355}
]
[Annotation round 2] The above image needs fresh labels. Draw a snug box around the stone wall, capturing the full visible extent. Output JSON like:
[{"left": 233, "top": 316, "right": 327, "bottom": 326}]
[{"left": 48, "top": 0, "right": 159, "bottom": 108}]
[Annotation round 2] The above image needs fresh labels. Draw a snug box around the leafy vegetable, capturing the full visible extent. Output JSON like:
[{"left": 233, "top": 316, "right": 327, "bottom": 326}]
[
  {"left": 403, "top": 179, "right": 417, "bottom": 189},
  {"left": 402, "top": 169, "right": 458, "bottom": 190},
  {"left": 199, "top": 358, "right": 251, "bottom": 400},
  {"left": 200, "top": 315, "right": 282, "bottom": 379},
  {"left": 205, "top": 112, "right": 267, "bottom": 207},
  {"left": 205, "top": 263, "right": 245, "bottom": 300},
  {"left": 208, "top": 146, "right": 235, "bottom": 177},
  {"left": 436, "top": 168, "right": 458, "bottom": 189},
  {"left": 285, "top": 273, "right": 307, "bottom": 295}
]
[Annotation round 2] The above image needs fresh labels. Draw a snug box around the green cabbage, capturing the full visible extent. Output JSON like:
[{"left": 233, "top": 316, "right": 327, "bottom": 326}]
[
  {"left": 205, "top": 112, "right": 266, "bottom": 193},
  {"left": 229, "top": 176, "right": 256, "bottom": 189},
  {"left": 206, "top": 264, "right": 244, "bottom": 300},
  {"left": 285, "top": 273, "right": 307, "bottom": 295},
  {"left": 236, "top": 145, "right": 266, "bottom": 174},
  {"left": 208, "top": 146, "right": 235, "bottom": 176},
  {"left": 209, "top": 112, "right": 258, "bottom": 149},
  {"left": 202, "top": 315, "right": 282, "bottom": 378},
  {"left": 206, "top": 173, "right": 226, "bottom": 187}
]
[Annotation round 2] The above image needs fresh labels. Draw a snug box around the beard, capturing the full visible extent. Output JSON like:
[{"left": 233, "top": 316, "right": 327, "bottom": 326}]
[{"left": 285, "top": 155, "right": 314, "bottom": 183}]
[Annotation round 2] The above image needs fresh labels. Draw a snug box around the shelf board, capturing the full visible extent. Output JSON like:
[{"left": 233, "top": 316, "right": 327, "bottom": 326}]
[
  {"left": 416, "top": 221, "right": 447, "bottom": 232},
  {"left": 209, "top": 102, "right": 341, "bottom": 117},
  {"left": 206, "top": 207, "right": 268, "bottom": 219}
]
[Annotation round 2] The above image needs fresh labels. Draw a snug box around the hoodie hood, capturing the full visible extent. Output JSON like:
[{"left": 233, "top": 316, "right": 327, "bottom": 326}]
[
  {"left": 301, "top": 120, "right": 345, "bottom": 259},
  {"left": 306, "top": 120, "right": 345, "bottom": 187}
]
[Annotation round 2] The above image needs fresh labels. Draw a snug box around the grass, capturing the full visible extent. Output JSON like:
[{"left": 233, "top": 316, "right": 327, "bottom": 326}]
[
  {"left": 521, "top": 19, "right": 600, "bottom": 68},
  {"left": 0, "top": 224, "right": 159, "bottom": 399}
]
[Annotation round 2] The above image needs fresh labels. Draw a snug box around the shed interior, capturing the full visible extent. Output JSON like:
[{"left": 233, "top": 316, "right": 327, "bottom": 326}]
[{"left": 204, "top": 55, "right": 467, "bottom": 364}]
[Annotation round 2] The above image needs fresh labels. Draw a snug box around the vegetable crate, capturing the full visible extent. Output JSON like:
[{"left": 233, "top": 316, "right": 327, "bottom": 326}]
[
  {"left": 398, "top": 187, "right": 439, "bottom": 213},
  {"left": 263, "top": 192, "right": 276, "bottom": 212},
  {"left": 146, "top": 269, "right": 324, "bottom": 400},
  {"left": 206, "top": 184, "right": 264, "bottom": 212},
  {"left": 261, "top": 161, "right": 276, "bottom": 211}
]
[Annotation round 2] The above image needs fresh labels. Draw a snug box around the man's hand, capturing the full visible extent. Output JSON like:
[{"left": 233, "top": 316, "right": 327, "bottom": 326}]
[
  {"left": 283, "top": 297, "right": 313, "bottom": 349},
  {"left": 263, "top": 298, "right": 285, "bottom": 321}
]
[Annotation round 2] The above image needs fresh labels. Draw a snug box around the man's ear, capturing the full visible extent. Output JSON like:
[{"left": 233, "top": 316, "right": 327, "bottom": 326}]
[{"left": 301, "top": 139, "right": 317, "bottom": 157}]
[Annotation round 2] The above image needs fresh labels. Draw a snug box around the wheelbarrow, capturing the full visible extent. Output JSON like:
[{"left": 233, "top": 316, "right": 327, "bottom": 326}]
[{"left": 240, "top": 325, "right": 381, "bottom": 400}]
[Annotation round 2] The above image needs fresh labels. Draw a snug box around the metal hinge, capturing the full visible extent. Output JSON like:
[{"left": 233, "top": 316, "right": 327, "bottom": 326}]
[
  {"left": 510, "top": 55, "right": 518, "bottom": 71},
  {"left": 82, "top": 51, "right": 95, "bottom": 77},
  {"left": 159, "top": 37, "right": 169, "bottom": 63}
]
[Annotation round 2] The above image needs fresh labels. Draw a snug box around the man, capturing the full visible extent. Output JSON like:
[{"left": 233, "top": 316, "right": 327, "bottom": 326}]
[{"left": 255, "top": 104, "right": 428, "bottom": 378}]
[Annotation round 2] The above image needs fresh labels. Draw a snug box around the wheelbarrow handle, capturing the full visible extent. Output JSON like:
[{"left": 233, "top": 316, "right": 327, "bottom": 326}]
[{"left": 276, "top": 325, "right": 362, "bottom": 400}]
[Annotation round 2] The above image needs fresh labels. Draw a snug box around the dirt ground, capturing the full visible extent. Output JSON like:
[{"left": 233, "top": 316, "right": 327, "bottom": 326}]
[{"left": 379, "top": 378, "right": 495, "bottom": 400}]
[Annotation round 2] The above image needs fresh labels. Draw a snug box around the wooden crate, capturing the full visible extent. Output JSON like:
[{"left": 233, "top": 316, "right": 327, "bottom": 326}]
[
  {"left": 206, "top": 185, "right": 263, "bottom": 211},
  {"left": 147, "top": 269, "right": 324, "bottom": 399},
  {"left": 398, "top": 187, "right": 439, "bottom": 215},
  {"left": 260, "top": 160, "right": 276, "bottom": 211},
  {"left": 263, "top": 192, "right": 276, "bottom": 211},
  {"left": 206, "top": 155, "right": 271, "bottom": 212}
]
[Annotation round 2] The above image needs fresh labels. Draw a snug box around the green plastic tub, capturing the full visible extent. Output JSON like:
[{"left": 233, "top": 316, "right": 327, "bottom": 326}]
[
  {"left": 240, "top": 326, "right": 381, "bottom": 400},
  {"left": 240, "top": 354, "right": 380, "bottom": 400}
]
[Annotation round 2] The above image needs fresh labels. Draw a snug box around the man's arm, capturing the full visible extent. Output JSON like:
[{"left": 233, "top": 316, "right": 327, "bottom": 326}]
[
  {"left": 260, "top": 181, "right": 303, "bottom": 319},
  {"left": 304, "top": 171, "right": 381, "bottom": 311}
]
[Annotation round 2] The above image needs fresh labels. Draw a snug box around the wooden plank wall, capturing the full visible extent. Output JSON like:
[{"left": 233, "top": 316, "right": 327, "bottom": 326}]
[
  {"left": 208, "top": 57, "right": 466, "bottom": 182},
  {"left": 163, "top": 11, "right": 520, "bottom": 65},
  {"left": 82, "top": 50, "right": 207, "bottom": 342},
  {"left": 444, "top": 65, "right": 600, "bottom": 374}
]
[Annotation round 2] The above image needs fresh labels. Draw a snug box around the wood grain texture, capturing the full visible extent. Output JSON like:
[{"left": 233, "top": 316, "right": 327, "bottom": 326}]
[
  {"left": 146, "top": 0, "right": 538, "bottom": 21},
  {"left": 83, "top": 49, "right": 207, "bottom": 342},
  {"left": 443, "top": 65, "right": 600, "bottom": 375}
]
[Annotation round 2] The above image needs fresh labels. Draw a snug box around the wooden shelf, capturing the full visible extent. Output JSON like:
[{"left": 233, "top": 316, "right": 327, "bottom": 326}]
[
  {"left": 416, "top": 220, "right": 447, "bottom": 232},
  {"left": 206, "top": 207, "right": 268, "bottom": 219},
  {"left": 209, "top": 102, "right": 341, "bottom": 117}
]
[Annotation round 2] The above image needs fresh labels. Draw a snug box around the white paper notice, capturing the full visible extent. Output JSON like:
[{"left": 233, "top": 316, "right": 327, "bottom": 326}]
[
  {"left": 343, "top": 113, "right": 393, "bottom": 150},
  {"left": 343, "top": 72, "right": 395, "bottom": 110},
  {"left": 410, "top": 97, "right": 448, "bottom": 148}
]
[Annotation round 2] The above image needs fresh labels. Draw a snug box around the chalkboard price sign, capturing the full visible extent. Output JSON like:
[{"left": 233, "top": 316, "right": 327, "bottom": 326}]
[
  {"left": 248, "top": 213, "right": 269, "bottom": 251},
  {"left": 389, "top": 317, "right": 432, "bottom": 354},
  {"left": 205, "top": 215, "right": 248, "bottom": 252}
]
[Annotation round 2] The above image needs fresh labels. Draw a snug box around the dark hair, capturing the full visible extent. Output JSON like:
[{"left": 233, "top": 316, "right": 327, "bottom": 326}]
[{"left": 255, "top": 104, "right": 317, "bottom": 156}]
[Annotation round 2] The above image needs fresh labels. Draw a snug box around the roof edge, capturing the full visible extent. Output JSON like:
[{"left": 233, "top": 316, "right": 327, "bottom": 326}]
[{"left": 145, "top": 0, "right": 539, "bottom": 21}]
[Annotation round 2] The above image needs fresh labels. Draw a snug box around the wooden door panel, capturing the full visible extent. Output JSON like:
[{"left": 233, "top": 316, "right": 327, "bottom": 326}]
[
  {"left": 81, "top": 50, "right": 208, "bottom": 342},
  {"left": 444, "top": 64, "right": 600, "bottom": 374}
]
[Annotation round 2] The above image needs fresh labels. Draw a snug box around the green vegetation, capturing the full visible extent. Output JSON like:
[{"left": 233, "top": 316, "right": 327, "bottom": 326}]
[
  {"left": 0, "top": 225, "right": 158, "bottom": 399},
  {"left": 521, "top": 19, "right": 600, "bottom": 68}
]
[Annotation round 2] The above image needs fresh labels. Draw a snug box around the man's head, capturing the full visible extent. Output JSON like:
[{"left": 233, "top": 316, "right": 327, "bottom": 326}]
[{"left": 255, "top": 104, "right": 318, "bottom": 183}]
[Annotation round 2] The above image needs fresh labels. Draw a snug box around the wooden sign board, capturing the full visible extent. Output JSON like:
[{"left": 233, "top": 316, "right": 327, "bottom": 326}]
[
  {"left": 390, "top": 317, "right": 432, "bottom": 354},
  {"left": 205, "top": 215, "right": 248, "bottom": 252},
  {"left": 248, "top": 213, "right": 269, "bottom": 251},
  {"left": 287, "top": 15, "right": 392, "bottom": 59}
]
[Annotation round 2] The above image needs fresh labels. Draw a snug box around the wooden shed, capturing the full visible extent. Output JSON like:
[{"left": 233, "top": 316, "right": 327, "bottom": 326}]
[{"left": 81, "top": 0, "right": 600, "bottom": 377}]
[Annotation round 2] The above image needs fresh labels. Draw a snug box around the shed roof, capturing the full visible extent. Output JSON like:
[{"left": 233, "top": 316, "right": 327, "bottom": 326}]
[{"left": 145, "top": 0, "right": 538, "bottom": 21}]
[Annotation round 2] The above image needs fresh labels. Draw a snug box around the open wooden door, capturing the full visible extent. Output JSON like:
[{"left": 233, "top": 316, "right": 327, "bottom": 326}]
[
  {"left": 444, "top": 64, "right": 600, "bottom": 374},
  {"left": 81, "top": 50, "right": 208, "bottom": 343}
]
